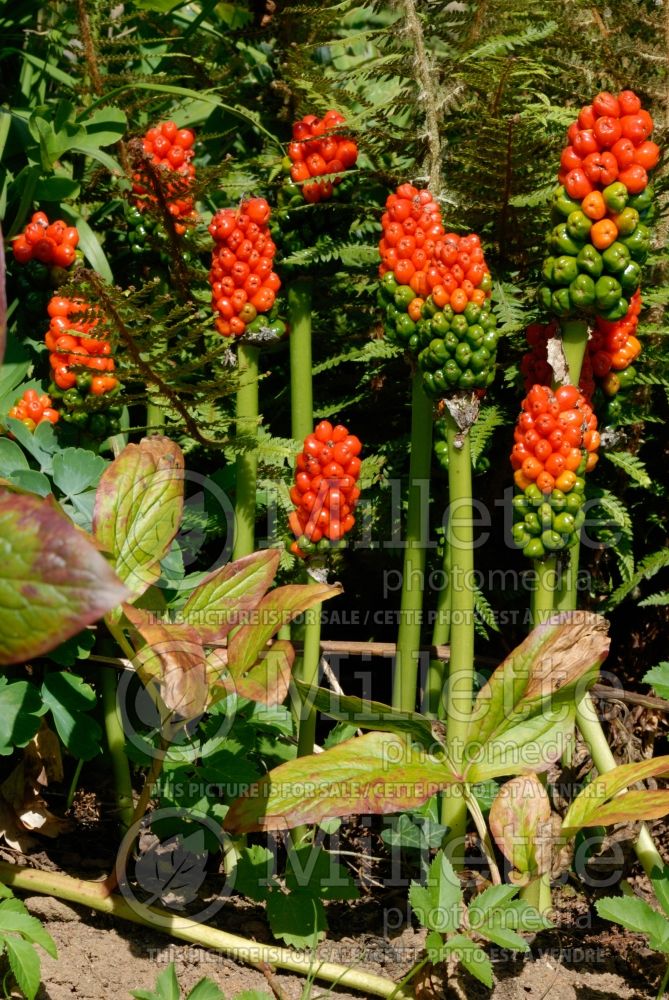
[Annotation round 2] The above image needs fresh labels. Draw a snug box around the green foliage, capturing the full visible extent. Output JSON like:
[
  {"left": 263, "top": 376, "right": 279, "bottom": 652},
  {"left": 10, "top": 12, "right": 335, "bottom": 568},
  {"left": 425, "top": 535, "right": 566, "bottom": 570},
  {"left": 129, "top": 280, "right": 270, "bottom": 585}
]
[
  {"left": 234, "top": 842, "right": 358, "bottom": 949},
  {"left": 0, "top": 890, "right": 57, "bottom": 1000},
  {"left": 410, "top": 851, "right": 552, "bottom": 988}
]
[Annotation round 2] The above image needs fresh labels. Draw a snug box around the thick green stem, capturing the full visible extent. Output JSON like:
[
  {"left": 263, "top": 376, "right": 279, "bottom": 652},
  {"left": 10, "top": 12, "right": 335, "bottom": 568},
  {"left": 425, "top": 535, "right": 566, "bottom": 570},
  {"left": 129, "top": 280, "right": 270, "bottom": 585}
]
[
  {"left": 0, "top": 863, "right": 412, "bottom": 1000},
  {"left": 440, "top": 415, "right": 474, "bottom": 865},
  {"left": 296, "top": 596, "right": 323, "bottom": 761},
  {"left": 530, "top": 555, "right": 557, "bottom": 626},
  {"left": 391, "top": 372, "right": 433, "bottom": 712},
  {"left": 426, "top": 533, "right": 451, "bottom": 716},
  {"left": 100, "top": 668, "right": 134, "bottom": 832},
  {"left": 577, "top": 692, "right": 667, "bottom": 889},
  {"left": 288, "top": 278, "right": 314, "bottom": 443},
  {"left": 146, "top": 401, "right": 165, "bottom": 433},
  {"left": 232, "top": 343, "right": 260, "bottom": 561}
]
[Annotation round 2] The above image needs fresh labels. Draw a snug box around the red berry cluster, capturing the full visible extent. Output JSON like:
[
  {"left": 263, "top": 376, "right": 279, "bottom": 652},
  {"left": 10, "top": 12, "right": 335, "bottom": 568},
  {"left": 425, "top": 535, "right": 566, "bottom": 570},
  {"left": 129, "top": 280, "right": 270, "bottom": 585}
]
[
  {"left": 559, "top": 90, "right": 658, "bottom": 199},
  {"left": 288, "top": 421, "right": 362, "bottom": 557},
  {"left": 12, "top": 213, "right": 79, "bottom": 268},
  {"left": 379, "top": 184, "right": 491, "bottom": 310},
  {"left": 8, "top": 389, "right": 59, "bottom": 430},
  {"left": 521, "top": 321, "right": 595, "bottom": 400},
  {"left": 45, "top": 296, "right": 118, "bottom": 395},
  {"left": 208, "top": 198, "right": 280, "bottom": 338},
  {"left": 132, "top": 121, "right": 197, "bottom": 234},
  {"left": 288, "top": 111, "right": 358, "bottom": 203},
  {"left": 590, "top": 291, "right": 642, "bottom": 380},
  {"left": 522, "top": 290, "right": 642, "bottom": 400},
  {"left": 511, "top": 384, "right": 599, "bottom": 495}
]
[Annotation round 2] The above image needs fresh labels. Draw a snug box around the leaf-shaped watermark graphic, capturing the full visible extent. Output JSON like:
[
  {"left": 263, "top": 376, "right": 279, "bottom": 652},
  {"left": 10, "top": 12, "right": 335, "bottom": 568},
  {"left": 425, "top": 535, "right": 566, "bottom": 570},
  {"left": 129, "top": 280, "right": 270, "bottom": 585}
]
[{"left": 134, "top": 829, "right": 208, "bottom": 909}]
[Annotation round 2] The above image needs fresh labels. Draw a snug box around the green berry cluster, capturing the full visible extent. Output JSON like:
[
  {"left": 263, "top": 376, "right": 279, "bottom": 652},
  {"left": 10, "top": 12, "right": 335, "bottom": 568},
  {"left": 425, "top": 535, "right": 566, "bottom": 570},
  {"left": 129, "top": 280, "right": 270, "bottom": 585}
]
[
  {"left": 416, "top": 295, "right": 499, "bottom": 397},
  {"left": 539, "top": 184, "right": 653, "bottom": 321},
  {"left": 512, "top": 480, "right": 587, "bottom": 560}
]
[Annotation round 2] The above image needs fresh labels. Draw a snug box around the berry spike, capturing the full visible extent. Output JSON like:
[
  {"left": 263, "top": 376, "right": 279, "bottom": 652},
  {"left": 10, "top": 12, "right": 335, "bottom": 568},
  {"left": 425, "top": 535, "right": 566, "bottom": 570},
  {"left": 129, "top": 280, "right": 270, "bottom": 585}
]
[
  {"left": 132, "top": 121, "right": 197, "bottom": 234},
  {"left": 510, "top": 384, "right": 600, "bottom": 560},
  {"left": 208, "top": 197, "right": 281, "bottom": 339},
  {"left": 12, "top": 212, "right": 79, "bottom": 269},
  {"left": 287, "top": 110, "right": 358, "bottom": 203},
  {"left": 289, "top": 420, "right": 362, "bottom": 558},
  {"left": 540, "top": 89, "right": 659, "bottom": 324}
]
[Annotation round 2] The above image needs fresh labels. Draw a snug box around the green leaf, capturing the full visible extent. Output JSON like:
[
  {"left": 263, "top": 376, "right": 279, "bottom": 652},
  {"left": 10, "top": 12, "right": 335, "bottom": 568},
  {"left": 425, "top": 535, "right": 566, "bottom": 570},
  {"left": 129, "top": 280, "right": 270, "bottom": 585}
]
[
  {"left": 488, "top": 775, "right": 551, "bottom": 878},
  {"left": 47, "top": 628, "right": 95, "bottom": 668},
  {"left": 93, "top": 438, "right": 184, "bottom": 598},
  {"left": 581, "top": 789, "right": 669, "bottom": 829},
  {"left": 0, "top": 492, "right": 129, "bottom": 665},
  {"left": 234, "top": 846, "right": 275, "bottom": 902},
  {"left": 186, "top": 980, "right": 227, "bottom": 1000},
  {"left": 3, "top": 934, "right": 41, "bottom": 1000},
  {"left": 604, "top": 450, "right": 652, "bottom": 488},
  {"left": 606, "top": 548, "right": 669, "bottom": 610},
  {"left": 293, "top": 681, "right": 436, "bottom": 749},
  {"left": 78, "top": 106, "right": 127, "bottom": 146},
  {"left": 285, "top": 844, "right": 358, "bottom": 901},
  {"left": 227, "top": 581, "right": 342, "bottom": 677},
  {"left": 41, "top": 672, "right": 102, "bottom": 760},
  {"left": 52, "top": 448, "right": 107, "bottom": 497},
  {"left": 468, "top": 884, "right": 519, "bottom": 923},
  {"left": 0, "top": 677, "right": 47, "bottom": 753},
  {"left": 644, "top": 662, "right": 669, "bottom": 699},
  {"left": 181, "top": 549, "right": 280, "bottom": 643},
  {"left": 443, "top": 934, "right": 494, "bottom": 988},
  {"left": 0, "top": 336, "right": 30, "bottom": 402},
  {"left": 131, "top": 963, "right": 180, "bottom": 1000},
  {"left": 639, "top": 592, "right": 669, "bottom": 608},
  {"left": 266, "top": 890, "right": 326, "bottom": 949},
  {"left": 464, "top": 707, "right": 576, "bottom": 782},
  {"left": 408, "top": 851, "right": 462, "bottom": 933},
  {"left": 596, "top": 896, "right": 669, "bottom": 953},
  {"left": 5, "top": 418, "right": 57, "bottom": 474},
  {"left": 476, "top": 919, "right": 530, "bottom": 952},
  {"left": 562, "top": 756, "right": 669, "bottom": 837},
  {"left": 59, "top": 207, "right": 113, "bottom": 283},
  {"left": 0, "top": 899, "right": 57, "bottom": 957},
  {"left": 464, "top": 612, "right": 608, "bottom": 756},
  {"left": 0, "top": 439, "right": 29, "bottom": 475},
  {"left": 225, "top": 731, "right": 453, "bottom": 833},
  {"left": 7, "top": 469, "right": 52, "bottom": 496}
]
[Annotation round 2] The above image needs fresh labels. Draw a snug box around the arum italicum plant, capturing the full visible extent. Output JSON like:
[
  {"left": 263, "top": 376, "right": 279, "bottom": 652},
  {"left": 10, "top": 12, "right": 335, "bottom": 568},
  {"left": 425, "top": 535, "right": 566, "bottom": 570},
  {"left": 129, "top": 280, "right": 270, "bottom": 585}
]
[
  {"left": 378, "top": 181, "right": 501, "bottom": 860},
  {"left": 508, "top": 86, "right": 666, "bottom": 911},
  {"left": 208, "top": 196, "right": 281, "bottom": 561},
  {"left": 2, "top": 435, "right": 415, "bottom": 999}
]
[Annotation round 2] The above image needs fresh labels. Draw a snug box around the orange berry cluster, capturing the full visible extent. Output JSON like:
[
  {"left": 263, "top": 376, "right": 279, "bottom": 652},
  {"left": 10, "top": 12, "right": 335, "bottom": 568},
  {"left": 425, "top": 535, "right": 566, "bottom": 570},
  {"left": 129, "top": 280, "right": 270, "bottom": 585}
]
[
  {"left": 45, "top": 296, "right": 118, "bottom": 395},
  {"left": 512, "top": 384, "right": 599, "bottom": 495},
  {"left": 379, "top": 185, "right": 491, "bottom": 305},
  {"left": 132, "top": 121, "right": 197, "bottom": 234},
  {"left": 208, "top": 197, "right": 280, "bottom": 339},
  {"left": 511, "top": 385, "right": 600, "bottom": 560},
  {"left": 559, "top": 90, "right": 658, "bottom": 200},
  {"left": 8, "top": 389, "right": 59, "bottom": 430},
  {"left": 12, "top": 212, "right": 79, "bottom": 269},
  {"left": 590, "top": 291, "right": 642, "bottom": 388},
  {"left": 288, "top": 111, "right": 358, "bottom": 203},
  {"left": 288, "top": 421, "right": 362, "bottom": 558}
]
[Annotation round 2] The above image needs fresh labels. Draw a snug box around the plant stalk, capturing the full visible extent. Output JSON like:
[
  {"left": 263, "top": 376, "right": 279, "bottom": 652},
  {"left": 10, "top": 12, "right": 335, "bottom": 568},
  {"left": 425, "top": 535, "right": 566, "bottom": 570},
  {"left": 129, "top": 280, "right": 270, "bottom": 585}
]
[
  {"left": 232, "top": 342, "right": 260, "bottom": 560},
  {"left": 530, "top": 555, "right": 557, "bottom": 626},
  {"left": 577, "top": 692, "right": 667, "bottom": 889},
  {"left": 288, "top": 278, "right": 314, "bottom": 443},
  {"left": 391, "top": 372, "right": 433, "bottom": 712},
  {"left": 0, "top": 863, "right": 412, "bottom": 1000},
  {"left": 440, "top": 414, "right": 474, "bottom": 865},
  {"left": 426, "top": 532, "right": 451, "bottom": 716},
  {"left": 100, "top": 667, "right": 134, "bottom": 831}
]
